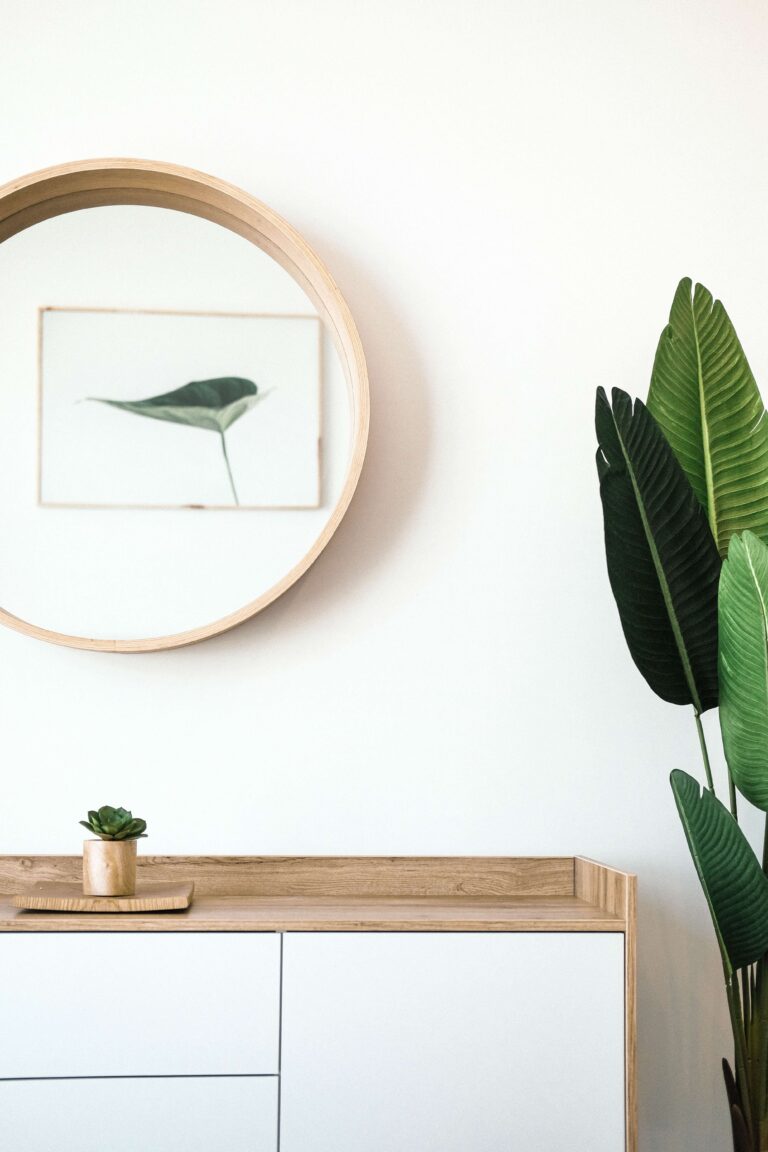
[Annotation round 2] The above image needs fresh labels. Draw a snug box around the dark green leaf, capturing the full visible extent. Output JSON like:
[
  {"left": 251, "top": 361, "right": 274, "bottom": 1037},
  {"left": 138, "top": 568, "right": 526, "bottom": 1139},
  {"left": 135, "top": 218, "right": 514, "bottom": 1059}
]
[
  {"left": 114, "top": 819, "right": 147, "bottom": 840},
  {"left": 722, "top": 1058, "right": 739, "bottom": 1114},
  {"left": 88, "top": 377, "right": 262, "bottom": 434},
  {"left": 596, "top": 387, "right": 721, "bottom": 710},
  {"left": 671, "top": 769, "right": 768, "bottom": 973},
  {"left": 647, "top": 278, "right": 768, "bottom": 557},
  {"left": 730, "top": 1105, "right": 751, "bottom": 1152},
  {"left": 97, "top": 806, "right": 122, "bottom": 836},
  {"left": 722, "top": 1060, "right": 751, "bottom": 1152}
]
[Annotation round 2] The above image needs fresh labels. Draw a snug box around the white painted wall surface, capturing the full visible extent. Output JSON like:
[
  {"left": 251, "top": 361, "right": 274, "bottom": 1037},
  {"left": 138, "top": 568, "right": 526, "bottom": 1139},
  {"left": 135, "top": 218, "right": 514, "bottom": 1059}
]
[{"left": 0, "top": 2, "right": 764, "bottom": 1147}]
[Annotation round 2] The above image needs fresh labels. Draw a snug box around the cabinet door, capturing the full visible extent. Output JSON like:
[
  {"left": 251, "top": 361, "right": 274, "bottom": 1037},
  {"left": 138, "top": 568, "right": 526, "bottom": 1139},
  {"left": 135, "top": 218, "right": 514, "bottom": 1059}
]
[
  {"left": 0, "top": 1076, "right": 278, "bottom": 1152},
  {"left": 281, "top": 932, "right": 625, "bottom": 1152},
  {"left": 0, "top": 933, "right": 280, "bottom": 1077}
]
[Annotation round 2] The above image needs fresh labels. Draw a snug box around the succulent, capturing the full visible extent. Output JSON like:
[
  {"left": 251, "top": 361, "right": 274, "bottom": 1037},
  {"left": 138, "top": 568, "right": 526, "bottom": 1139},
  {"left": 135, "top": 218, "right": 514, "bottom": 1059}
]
[{"left": 80, "top": 806, "right": 147, "bottom": 841}]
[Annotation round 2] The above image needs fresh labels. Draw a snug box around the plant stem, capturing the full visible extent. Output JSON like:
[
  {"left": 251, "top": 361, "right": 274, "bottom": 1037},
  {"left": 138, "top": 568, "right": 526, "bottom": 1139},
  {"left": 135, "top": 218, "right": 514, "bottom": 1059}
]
[
  {"left": 695, "top": 709, "right": 716, "bottom": 794},
  {"left": 742, "top": 966, "right": 752, "bottom": 1047},
  {"left": 220, "top": 432, "right": 239, "bottom": 506},
  {"left": 755, "top": 958, "right": 768, "bottom": 1139},
  {"left": 730, "top": 771, "right": 740, "bottom": 822},
  {"left": 727, "top": 971, "right": 755, "bottom": 1143}
]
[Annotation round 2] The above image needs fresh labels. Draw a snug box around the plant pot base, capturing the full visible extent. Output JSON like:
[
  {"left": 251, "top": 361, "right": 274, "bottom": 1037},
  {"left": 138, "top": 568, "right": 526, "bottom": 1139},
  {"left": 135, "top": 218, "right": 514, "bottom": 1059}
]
[{"left": 83, "top": 839, "right": 137, "bottom": 896}]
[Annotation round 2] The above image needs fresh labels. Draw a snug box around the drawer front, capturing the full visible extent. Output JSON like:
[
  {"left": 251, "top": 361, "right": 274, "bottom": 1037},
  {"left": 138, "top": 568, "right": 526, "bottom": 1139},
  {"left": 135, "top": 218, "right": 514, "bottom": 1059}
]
[
  {"left": 0, "top": 1076, "right": 278, "bottom": 1152},
  {"left": 281, "top": 932, "right": 626, "bottom": 1152},
  {"left": 0, "top": 933, "right": 280, "bottom": 1077}
]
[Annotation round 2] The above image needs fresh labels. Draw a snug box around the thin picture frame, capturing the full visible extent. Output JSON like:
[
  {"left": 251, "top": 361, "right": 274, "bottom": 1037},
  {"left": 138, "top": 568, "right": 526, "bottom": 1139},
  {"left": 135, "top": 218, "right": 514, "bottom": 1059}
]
[{"left": 37, "top": 305, "right": 323, "bottom": 512}]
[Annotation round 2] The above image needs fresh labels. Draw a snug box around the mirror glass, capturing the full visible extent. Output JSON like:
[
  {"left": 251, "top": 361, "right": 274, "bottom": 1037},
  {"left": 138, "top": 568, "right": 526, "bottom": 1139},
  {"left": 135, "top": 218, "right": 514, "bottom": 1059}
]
[{"left": 0, "top": 205, "right": 353, "bottom": 641}]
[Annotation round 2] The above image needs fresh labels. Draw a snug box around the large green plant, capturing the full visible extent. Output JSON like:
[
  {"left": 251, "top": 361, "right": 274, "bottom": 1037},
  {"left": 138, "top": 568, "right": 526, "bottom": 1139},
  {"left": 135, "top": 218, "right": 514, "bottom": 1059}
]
[{"left": 596, "top": 279, "right": 768, "bottom": 1151}]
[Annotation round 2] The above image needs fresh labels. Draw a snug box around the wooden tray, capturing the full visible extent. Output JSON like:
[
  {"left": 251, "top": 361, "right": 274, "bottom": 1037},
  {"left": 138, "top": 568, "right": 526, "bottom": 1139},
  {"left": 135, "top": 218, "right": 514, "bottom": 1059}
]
[{"left": 12, "top": 881, "right": 194, "bottom": 913}]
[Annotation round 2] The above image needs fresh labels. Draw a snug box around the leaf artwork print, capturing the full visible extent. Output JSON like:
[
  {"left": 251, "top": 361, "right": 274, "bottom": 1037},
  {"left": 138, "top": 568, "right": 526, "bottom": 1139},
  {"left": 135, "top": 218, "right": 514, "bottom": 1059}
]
[{"left": 87, "top": 376, "right": 267, "bottom": 506}]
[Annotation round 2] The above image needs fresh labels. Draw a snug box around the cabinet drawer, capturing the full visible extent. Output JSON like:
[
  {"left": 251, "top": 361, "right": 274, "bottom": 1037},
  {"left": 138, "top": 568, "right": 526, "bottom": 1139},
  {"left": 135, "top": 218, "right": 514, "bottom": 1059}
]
[
  {"left": 0, "top": 1075, "right": 278, "bottom": 1152},
  {"left": 281, "top": 932, "right": 626, "bottom": 1152},
  {"left": 0, "top": 933, "right": 280, "bottom": 1077}
]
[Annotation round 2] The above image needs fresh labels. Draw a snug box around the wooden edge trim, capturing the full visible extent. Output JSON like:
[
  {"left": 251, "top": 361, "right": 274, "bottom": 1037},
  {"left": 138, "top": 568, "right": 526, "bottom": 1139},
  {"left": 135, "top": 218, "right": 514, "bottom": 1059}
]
[
  {"left": 575, "top": 857, "right": 637, "bottom": 1152},
  {"left": 0, "top": 158, "right": 370, "bottom": 652},
  {"left": 0, "top": 855, "right": 578, "bottom": 899}
]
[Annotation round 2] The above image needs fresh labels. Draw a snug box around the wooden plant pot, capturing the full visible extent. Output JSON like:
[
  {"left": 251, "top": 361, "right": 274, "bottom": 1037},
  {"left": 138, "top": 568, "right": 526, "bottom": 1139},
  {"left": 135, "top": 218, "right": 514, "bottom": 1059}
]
[{"left": 83, "top": 839, "right": 137, "bottom": 896}]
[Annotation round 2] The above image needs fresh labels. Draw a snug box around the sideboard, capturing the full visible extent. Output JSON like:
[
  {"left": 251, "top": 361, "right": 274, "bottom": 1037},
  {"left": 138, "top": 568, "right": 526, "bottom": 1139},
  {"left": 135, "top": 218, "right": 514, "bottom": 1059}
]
[{"left": 0, "top": 855, "right": 636, "bottom": 1151}]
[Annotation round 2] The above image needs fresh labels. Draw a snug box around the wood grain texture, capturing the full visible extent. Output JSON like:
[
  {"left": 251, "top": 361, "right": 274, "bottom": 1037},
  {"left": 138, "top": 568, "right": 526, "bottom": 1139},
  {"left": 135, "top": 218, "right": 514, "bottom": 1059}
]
[
  {"left": 576, "top": 857, "right": 637, "bottom": 1152},
  {"left": 0, "top": 158, "right": 370, "bottom": 652},
  {"left": 82, "top": 839, "right": 137, "bottom": 895},
  {"left": 0, "top": 893, "right": 623, "bottom": 933},
  {"left": 0, "top": 855, "right": 633, "bottom": 936},
  {"left": 13, "top": 881, "right": 194, "bottom": 913},
  {"left": 0, "top": 854, "right": 577, "bottom": 898}
]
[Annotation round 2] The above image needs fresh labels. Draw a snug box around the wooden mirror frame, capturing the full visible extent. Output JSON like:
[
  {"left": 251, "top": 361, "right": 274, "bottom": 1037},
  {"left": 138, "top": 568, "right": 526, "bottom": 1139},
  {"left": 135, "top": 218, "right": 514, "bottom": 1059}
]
[{"left": 0, "top": 159, "right": 370, "bottom": 652}]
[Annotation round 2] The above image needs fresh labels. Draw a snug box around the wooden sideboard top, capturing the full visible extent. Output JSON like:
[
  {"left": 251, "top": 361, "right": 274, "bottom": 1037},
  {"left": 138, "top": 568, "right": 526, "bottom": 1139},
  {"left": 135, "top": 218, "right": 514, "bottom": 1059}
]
[{"left": 0, "top": 855, "right": 635, "bottom": 933}]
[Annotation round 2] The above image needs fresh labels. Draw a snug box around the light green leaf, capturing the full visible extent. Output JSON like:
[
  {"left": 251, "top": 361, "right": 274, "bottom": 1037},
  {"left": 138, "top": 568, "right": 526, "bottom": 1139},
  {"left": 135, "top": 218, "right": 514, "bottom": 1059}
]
[
  {"left": 647, "top": 278, "right": 768, "bottom": 557},
  {"left": 671, "top": 769, "right": 768, "bottom": 973},
  {"left": 719, "top": 531, "right": 768, "bottom": 809},
  {"left": 87, "top": 377, "right": 262, "bottom": 435}
]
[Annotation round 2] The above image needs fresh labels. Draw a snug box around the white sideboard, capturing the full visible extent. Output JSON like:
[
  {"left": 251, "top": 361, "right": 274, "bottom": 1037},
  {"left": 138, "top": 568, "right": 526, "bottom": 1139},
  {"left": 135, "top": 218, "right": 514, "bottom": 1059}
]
[{"left": 0, "top": 854, "right": 636, "bottom": 1152}]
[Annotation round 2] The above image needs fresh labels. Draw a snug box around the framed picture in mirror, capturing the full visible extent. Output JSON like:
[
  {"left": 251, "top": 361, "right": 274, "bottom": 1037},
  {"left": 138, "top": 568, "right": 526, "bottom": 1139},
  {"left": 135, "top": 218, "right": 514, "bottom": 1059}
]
[{"left": 39, "top": 307, "right": 322, "bottom": 511}]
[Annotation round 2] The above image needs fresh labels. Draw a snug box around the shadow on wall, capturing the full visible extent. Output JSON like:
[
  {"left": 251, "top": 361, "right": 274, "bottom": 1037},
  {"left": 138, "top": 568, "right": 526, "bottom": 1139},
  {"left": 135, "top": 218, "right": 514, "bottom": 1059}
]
[
  {"left": 188, "top": 239, "right": 431, "bottom": 657},
  {"left": 637, "top": 865, "right": 731, "bottom": 1149}
]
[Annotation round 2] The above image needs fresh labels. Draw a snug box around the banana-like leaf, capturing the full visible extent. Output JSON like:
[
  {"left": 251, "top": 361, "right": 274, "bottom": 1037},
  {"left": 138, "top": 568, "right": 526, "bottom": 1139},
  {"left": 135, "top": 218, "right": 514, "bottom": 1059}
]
[
  {"left": 671, "top": 769, "right": 768, "bottom": 973},
  {"left": 647, "top": 278, "right": 768, "bottom": 557},
  {"left": 87, "top": 377, "right": 261, "bottom": 434},
  {"left": 596, "top": 387, "right": 721, "bottom": 711},
  {"left": 719, "top": 531, "right": 768, "bottom": 809}
]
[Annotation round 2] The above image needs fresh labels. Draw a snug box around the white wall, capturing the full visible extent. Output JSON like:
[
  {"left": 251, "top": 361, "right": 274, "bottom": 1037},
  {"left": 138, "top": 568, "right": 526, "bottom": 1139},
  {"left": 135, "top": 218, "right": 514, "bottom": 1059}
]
[{"left": 0, "top": 1, "right": 765, "bottom": 1146}]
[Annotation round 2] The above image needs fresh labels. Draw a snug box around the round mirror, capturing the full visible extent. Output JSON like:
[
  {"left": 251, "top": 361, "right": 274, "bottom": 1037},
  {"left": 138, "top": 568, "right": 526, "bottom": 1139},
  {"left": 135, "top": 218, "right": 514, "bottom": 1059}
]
[{"left": 0, "top": 160, "right": 369, "bottom": 651}]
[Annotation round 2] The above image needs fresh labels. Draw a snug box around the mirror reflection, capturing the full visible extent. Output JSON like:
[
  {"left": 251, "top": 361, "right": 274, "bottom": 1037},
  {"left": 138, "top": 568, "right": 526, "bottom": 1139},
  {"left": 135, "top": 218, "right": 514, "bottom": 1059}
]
[{"left": 0, "top": 205, "right": 351, "bottom": 640}]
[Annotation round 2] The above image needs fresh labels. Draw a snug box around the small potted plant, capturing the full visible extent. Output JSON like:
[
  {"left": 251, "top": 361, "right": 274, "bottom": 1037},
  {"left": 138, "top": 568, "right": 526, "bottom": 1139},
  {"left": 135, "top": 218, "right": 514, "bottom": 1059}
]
[{"left": 80, "top": 806, "right": 147, "bottom": 896}]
